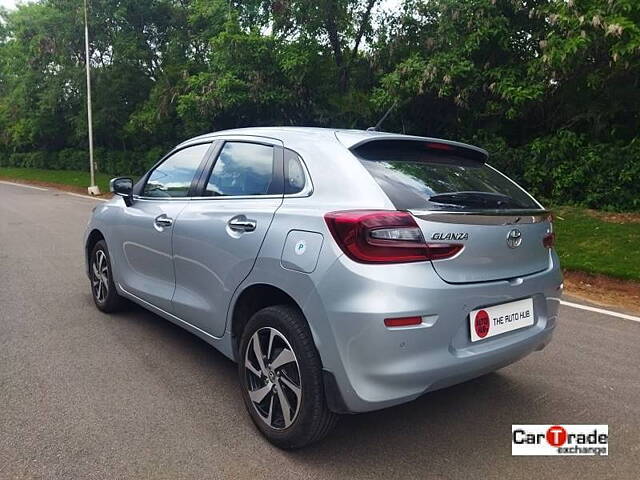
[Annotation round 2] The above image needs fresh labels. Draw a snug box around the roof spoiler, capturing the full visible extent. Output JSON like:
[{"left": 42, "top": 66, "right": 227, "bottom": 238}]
[{"left": 343, "top": 135, "right": 489, "bottom": 164}]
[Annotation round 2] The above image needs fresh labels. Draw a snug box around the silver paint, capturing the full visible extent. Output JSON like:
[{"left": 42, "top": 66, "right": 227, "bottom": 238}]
[{"left": 85, "top": 127, "right": 562, "bottom": 413}]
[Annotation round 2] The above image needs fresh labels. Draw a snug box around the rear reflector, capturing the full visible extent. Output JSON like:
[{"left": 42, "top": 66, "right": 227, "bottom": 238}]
[
  {"left": 324, "top": 210, "right": 463, "bottom": 264},
  {"left": 384, "top": 316, "right": 422, "bottom": 327}
]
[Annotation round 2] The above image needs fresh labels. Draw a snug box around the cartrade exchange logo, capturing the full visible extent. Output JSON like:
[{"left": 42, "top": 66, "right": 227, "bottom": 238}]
[{"left": 512, "top": 425, "right": 608, "bottom": 456}]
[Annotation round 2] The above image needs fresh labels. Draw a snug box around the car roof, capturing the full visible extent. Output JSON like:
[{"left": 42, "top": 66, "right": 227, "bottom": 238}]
[
  {"left": 181, "top": 127, "right": 488, "bottom": 157},
  {"left": 183, "top": 126, "right": 377, "bottom": 147}
]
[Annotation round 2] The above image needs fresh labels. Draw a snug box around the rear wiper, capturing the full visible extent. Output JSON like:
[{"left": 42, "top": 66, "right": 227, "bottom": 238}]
[{"left": 429, "top": 191, "right": 521, "bottom": 209}]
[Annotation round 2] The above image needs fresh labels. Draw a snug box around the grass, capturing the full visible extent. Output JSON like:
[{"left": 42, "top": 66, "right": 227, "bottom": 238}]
[
  {"left": 0, "top": 167, "right": 114, "bottom": 193},
  {"left": 0, "top": 166, "right": 638, "bottom": 282},
  {"left": 554, "top": 206, "right": 640, "bottom": 282}
]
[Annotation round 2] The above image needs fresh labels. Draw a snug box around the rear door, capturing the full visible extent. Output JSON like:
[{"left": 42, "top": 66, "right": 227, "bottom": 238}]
[
  {"left": 171, "top": 138, "right": 284, "bottom": 337},
  {"left": 352, "top": 139, "right": 552, "bottom": 283}
]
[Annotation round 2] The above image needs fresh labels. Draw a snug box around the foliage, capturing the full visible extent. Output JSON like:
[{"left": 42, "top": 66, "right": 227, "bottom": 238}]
[
  {"left": 0, "top": 0, "right": 638, "bottom": 210},
  {"left": 471, "top": 131, "right": 640, "bottom": 211},
  {"left": 554, "top": 206, "right": 640, "bottom": 281},
  {"left": 0, "top": 147, "right": 157, "bottom": 176},
  {"left": 0, "top": 166, "right": 113, "bottom": 193}
]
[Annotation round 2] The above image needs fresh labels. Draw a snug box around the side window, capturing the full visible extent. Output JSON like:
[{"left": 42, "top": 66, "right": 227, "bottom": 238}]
[
  {"left": 204, "top": 142, "right": 275, "bottom": 197},
  {"left": 143, "top": 144, "right": 210, "bottom": 198},
  {"left": 284, "top": 149, "right": 306, "bottom": 194}
]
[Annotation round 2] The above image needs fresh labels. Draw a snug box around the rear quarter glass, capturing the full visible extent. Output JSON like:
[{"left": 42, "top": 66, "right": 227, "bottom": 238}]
[{"left": 352, "top": 140, "right": 540, "bottom": 211}]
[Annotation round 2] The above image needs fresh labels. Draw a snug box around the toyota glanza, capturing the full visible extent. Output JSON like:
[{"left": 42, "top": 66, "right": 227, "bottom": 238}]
[{"left": 84, "top": 127, "right": 562, "bottom": 448}]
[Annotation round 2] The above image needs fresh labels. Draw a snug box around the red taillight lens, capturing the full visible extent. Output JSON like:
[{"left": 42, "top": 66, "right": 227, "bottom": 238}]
[
  {"left": 384, "top": 316, "right": 422, "bottom": 327},
  {"left": 543, "top": 232, "right": 556, "bottom": 248},
  {"left": 324, "top": 210, "right": 463, "bottom": 264}
]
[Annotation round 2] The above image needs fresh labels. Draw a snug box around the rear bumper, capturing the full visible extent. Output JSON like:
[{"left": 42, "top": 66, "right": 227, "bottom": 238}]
[{"left": 311, "top": 252, "right": 562, "bottom": 413}]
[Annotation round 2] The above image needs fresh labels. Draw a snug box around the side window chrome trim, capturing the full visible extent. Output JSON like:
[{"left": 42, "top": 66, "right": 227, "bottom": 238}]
[
  {"left": 195, "top": 134, "right": 284, "bottom": 147},
  {"left": 189, "top": 194, "right": 284, "bottom": 201},
  {"left": 132, "top": 196, "right": 193, "bottom": 201}
]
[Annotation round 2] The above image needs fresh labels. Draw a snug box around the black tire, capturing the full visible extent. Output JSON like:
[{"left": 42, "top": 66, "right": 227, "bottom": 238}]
[
  {"left": 89, "top": 239, "right": 125, "bottom": 313},
  {"left": 238, "top": 305, "right": 338, "bottom": 449}
]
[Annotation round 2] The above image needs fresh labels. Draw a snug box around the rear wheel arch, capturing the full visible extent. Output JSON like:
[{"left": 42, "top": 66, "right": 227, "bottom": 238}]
[{"left": 230, "top": 284, "right": 314, "bottom": 360}]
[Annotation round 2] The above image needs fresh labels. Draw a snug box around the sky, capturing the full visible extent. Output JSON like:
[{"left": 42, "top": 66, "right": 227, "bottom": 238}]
[{"left": 0, "top": 0, "right": 22, "bottom": 10}]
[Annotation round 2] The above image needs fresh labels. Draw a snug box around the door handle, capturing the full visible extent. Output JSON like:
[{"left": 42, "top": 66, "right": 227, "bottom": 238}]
[
  {"left": 228, "top": 215, "right": 257, "bottom": 232},
  {"left": 154, "top": 214, "right": 173, "bottom": 228}
]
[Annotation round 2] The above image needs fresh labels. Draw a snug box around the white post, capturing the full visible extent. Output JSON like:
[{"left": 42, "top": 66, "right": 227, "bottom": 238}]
[{"left": 84, "top": 0, "right": 100, "bottom": 195}]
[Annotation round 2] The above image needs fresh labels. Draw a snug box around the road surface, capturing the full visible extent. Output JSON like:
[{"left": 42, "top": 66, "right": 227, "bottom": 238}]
[{"left": 1, "top": 182, "right": 638, "bottom": 479}]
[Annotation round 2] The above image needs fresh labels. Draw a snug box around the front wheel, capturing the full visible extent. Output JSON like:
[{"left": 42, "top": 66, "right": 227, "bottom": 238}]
[
  {"left": 90, "top": 239, "right": 125, "bottom": 312},
  {"left": 238, "top": 305, "right": 338, "bottom": 449}
]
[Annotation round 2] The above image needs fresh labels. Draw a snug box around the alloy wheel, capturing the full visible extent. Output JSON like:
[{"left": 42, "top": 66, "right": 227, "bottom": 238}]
[
  {"left": 244, "top": 327, "right": 302, "bottom": 430},
  {"left": 91, "top": 249, "right": 109, "bottom": 303}
]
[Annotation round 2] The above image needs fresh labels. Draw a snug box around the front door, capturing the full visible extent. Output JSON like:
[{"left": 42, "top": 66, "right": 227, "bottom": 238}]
[
  {"left": 114, "top": 142, "right": 213, "bottom": 311},
  {"left": 172, "top": 139, "right": 284, "bottom": 337}
]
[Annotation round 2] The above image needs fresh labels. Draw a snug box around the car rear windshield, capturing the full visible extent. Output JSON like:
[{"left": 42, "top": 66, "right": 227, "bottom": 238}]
[{"left": 354, "top": 140, "right": 540, "bottom": 211}]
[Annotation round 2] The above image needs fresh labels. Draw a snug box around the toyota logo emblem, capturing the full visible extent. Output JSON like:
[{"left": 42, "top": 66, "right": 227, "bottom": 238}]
[{"left": 506, "top": 228, "right": 522, "bottom": 248}]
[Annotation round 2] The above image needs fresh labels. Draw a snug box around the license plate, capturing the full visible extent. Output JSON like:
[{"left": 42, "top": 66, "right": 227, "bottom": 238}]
[{"left": 469, "top": 298, "right": 534, "bottom": 342}]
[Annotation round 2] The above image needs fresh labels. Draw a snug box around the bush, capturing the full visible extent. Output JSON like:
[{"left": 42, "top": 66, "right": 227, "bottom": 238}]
[
  {"left": 49, "top": 150, "right": 88, "bottom": 171},
  {"left": 1, "top": 151, "right": 49, "bottom": 169},
  {"left": 469, "top": 131, "right": 640, "bottom": 212},
  {"left": 1, "top": 134, "right": 639, "bottom": 211},
  {"left": 0, "top": 147, "right": 169, "bottom": 178}
]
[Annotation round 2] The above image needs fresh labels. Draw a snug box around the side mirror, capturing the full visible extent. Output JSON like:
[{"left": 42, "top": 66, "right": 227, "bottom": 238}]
[{"left": 110, "top": 177, "right": 134, "bottom": 206}]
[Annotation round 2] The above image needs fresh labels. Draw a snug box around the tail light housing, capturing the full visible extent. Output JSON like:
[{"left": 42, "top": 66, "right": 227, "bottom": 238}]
[
  {"left": 543, "top": 232, "right": 556, "bottom": 248},
  {"left": 324, "top": 210, "right": 463, "bottom": 264}
]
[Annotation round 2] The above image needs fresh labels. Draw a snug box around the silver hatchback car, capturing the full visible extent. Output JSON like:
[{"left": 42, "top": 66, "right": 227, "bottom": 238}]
[{"left": 85, "top": 127, "right": 562, "bottom": 448}]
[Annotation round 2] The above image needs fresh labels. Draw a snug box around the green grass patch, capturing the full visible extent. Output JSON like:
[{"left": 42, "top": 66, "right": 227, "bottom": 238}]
[
  {"left": 0, "top": 167, "right": 114, "bottom": 193},
  {"left": 554, "top": 206, "right": 640, "bottom": 281}
]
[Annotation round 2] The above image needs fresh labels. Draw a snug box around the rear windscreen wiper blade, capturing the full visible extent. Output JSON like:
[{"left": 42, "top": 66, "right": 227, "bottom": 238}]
[{"left": 429, "top": 191, "right": 521, "bottom": 209}]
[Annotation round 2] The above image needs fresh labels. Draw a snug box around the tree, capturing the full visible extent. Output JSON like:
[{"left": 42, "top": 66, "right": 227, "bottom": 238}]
[{"left": 0, "top": 0, "right": 638, "bottom": 209}]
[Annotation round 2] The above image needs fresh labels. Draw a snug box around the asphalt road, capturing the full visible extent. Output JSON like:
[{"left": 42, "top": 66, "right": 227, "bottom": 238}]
[{"left": 1, "top": 182, "right": 639, "bottom": 480}]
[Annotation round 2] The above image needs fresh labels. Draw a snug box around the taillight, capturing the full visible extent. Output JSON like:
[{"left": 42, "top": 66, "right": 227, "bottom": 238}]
[
  {"left": 543, "top": 232, "right": 556, "bottom": 248},
  {"left": 324, "top": 210, "right": 463, "bottom": 264}
]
